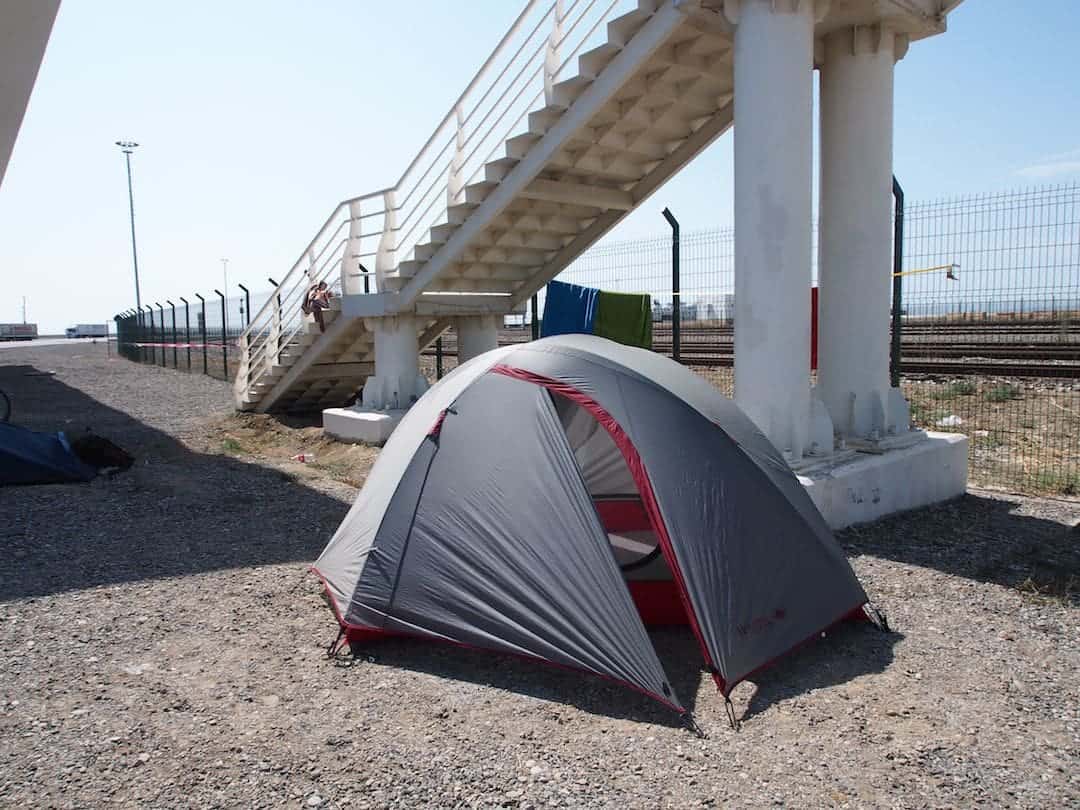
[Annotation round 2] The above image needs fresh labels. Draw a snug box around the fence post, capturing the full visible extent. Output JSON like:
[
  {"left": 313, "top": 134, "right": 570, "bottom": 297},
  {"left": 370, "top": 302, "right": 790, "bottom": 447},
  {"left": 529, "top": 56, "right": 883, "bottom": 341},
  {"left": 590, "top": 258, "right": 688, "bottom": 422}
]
[
  {"left": 167, "top": 300, "right": 178, "bottom": 368},
  {"left": 238, "top": 283, "right": 251, "bottom": 328},
  {"left": 179, "top": 297, "right": 191, "bottom": 370},
  {"left": 531, "top": 294, "right": 540, "bottom": 340},
  {"left": 196, "top": 293, "right": 208, "bottom": 375},
  {"left": 155, "top": 303, "right": 166, "bottom": 367},
  {"left": 145, "top": 305, "right": 155, "bottom": 365},
  {"left": 890, "top": 176, "right": 904, "bottom": 388},
  {"left": 662, "top": 207, "right": 680, "bottom": 362},
  {"left": 215, "top": 289, "right": 227, "bottom": 379}
]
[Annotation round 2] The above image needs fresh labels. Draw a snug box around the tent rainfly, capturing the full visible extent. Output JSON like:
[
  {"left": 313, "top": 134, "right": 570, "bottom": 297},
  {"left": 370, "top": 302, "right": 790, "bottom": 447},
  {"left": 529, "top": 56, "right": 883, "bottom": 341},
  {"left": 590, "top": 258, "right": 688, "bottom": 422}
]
[{"left": 314, "top": 335, "right": 882, "bottom": 723}]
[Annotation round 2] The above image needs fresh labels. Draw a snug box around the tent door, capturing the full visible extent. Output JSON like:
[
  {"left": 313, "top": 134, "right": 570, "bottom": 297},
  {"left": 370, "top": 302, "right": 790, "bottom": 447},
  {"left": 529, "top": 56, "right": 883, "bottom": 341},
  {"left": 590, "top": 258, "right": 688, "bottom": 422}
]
[{"left": 548, "top": 391, "right": 687, "bottom": 626}]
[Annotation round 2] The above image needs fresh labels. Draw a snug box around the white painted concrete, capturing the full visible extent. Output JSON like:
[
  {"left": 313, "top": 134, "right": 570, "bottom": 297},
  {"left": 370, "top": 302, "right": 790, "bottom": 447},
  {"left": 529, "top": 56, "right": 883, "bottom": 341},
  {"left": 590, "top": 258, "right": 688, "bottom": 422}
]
[
  {"left": 340, "top": 200, "right": 368, "bottom": 295},
  {"left": 323, "top": 408, "right": 405, "bottom": 445},
  {"left": 799, "top": 432, "right": 969, "bottom": 529},
  {"left": 730, "top": 0, "right": 818, "bottom": 458},
  {"left": 0, "top": 0, "right": 59, "bottom": 189},
  {"left": 455, "top": 315, "right": 499, "bottom": 363},
  {"left": 817, "top": 24, "right": 903, "bottom": 440},
  {"left": 361, "top": 315, "right": 429, "bottom": 410}
]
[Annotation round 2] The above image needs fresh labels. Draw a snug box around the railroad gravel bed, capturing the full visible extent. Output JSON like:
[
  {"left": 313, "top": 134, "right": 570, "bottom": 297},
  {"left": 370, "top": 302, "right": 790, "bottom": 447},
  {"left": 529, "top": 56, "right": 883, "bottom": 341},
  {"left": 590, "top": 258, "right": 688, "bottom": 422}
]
[{"left": 1, "top": 344, "right": 1077, "bottom": 808}]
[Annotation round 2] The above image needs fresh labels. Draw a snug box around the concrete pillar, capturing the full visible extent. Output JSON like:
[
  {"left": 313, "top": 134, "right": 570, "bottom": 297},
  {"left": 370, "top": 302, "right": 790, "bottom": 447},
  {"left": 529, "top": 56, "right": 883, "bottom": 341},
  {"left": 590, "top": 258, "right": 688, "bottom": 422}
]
[
  {"left": 455, "top": 315, "right": 499, "bottom": 363},
  {"left": 817, "top": 24, "right": 907, "bottom": 439},
  {"left": 729, "top": 0, "right": 827, "bottom": 458},
  {"left": 360, "top": 316, "right": 429, "bottom": 410}
]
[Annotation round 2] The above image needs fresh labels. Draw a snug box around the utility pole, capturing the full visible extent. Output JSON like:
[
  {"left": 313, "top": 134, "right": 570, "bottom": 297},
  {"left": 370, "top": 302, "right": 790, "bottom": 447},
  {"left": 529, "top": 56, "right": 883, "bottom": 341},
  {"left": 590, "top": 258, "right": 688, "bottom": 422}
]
[
  {"left": 115, "top": 141, "right": 142, "bottom": 310},
  {"left": 21, "top": 296, "right": 27, "bottom": 324}
]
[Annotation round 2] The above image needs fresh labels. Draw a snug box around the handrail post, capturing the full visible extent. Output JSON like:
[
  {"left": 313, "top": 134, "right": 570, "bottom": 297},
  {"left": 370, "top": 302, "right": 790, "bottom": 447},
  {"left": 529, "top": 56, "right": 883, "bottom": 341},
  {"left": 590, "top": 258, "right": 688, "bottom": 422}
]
[
  {"left": 180, "top": 297, "right": 191, "bottom": 371},
  {"left": 447, "top": 105, "right": 466, "bottom": 208},
  {"left": 267, "top": 276, "right": 281, "bottom": 369},
  {"left": 342, "top": 201, "right": 367, "bottom": 294},
  {"left": 375, "top": 189, "right": 397, "bottom": 290},
  {"left": 237, "top": 284, "right": 251, "bottom": 389},
  {"left": 215, "top": 289, "right": 228, "bottom": 379},
  {"left": 662, "top": 208, "right": 680, "bottom": 363},
  {"left": 891, "top": 176, "right": 904, "bottom": 388},
  {"left": 544, "top": 0, "right": 565, "bottom": 105},
  {"left": 195, "top": 294, "right": 207, "bottom": 375}
]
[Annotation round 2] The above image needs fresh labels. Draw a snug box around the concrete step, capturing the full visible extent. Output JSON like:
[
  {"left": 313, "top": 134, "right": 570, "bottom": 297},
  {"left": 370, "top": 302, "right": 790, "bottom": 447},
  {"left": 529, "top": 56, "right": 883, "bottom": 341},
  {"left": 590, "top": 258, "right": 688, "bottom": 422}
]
[
  {"left": 578, "top": 42, "right": 622, "bottom": 78},
  {"left": 464, "top": 180, "right": 498, "bottom": 205},
  {"left": 484, "top": 156, "right": 519, "bottom": 183}
]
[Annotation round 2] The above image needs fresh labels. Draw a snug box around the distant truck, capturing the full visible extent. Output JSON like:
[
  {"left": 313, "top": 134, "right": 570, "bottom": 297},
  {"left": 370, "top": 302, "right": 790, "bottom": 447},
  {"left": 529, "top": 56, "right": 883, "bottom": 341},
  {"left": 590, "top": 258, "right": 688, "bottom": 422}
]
[
  {"left": 0, "top": 323, "right": 38, "bottom": 341},
  {"left": 65, "top": 324, "right": 108, "bottom": 339}
]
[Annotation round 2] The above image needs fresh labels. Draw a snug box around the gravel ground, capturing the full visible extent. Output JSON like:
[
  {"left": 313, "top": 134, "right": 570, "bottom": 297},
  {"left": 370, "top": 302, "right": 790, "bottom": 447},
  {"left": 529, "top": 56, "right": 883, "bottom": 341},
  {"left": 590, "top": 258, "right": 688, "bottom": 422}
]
[{"left": 1, "top": 344, "right": 1077, "bottom": 808}]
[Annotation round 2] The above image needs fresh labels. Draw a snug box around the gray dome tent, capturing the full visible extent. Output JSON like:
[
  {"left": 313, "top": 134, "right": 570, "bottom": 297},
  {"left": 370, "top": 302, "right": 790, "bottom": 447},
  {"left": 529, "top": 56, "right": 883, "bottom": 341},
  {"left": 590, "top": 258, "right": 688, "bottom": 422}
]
[{"left": 314, "top": 335, "right": 874, "bottom": 718}]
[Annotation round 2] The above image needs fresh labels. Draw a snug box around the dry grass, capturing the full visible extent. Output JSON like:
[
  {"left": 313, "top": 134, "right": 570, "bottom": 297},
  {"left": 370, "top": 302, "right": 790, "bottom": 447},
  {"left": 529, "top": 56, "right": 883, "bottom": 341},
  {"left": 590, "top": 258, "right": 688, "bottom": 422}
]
[
  {"left": 905, "top": 378, "right": 1080, "bottom": 495},
  {"left": 204, "top": 412, "right": 379, "bottom": 490}
]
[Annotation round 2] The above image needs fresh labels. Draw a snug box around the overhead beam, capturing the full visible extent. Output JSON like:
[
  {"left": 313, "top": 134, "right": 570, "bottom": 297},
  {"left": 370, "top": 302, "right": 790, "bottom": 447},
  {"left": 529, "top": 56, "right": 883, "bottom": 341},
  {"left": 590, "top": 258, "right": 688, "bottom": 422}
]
[{"left": 519, "top": 178, "right": 634, "bottom": 211}]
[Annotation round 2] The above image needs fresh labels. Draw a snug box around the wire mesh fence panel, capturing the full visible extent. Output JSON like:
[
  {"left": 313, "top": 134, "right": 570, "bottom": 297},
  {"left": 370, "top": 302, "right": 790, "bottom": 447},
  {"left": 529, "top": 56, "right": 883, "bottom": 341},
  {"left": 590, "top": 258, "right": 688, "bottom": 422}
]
[
  {"left": 557, "top": 227, "right": 737, "bottom": 394},
  {"left": 898, "top": 183, "right": 1080, "bottom": 494},
  {"left": 114, "top": 183, "right": 1080, "bottom": 494}
]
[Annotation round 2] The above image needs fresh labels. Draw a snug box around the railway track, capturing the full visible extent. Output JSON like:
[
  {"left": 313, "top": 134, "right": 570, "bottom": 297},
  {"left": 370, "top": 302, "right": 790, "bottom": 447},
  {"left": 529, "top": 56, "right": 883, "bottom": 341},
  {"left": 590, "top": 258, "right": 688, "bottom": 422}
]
[{"left": 422, "top": 333, "right": 1080, "bottom": 378}]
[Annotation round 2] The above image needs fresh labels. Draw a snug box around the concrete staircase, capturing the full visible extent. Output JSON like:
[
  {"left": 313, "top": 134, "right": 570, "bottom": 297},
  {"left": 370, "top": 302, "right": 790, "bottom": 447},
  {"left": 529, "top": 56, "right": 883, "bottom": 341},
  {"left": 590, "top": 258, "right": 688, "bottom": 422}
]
[{"left": 234, "top": 0, "right": 946, "bottom": 413}]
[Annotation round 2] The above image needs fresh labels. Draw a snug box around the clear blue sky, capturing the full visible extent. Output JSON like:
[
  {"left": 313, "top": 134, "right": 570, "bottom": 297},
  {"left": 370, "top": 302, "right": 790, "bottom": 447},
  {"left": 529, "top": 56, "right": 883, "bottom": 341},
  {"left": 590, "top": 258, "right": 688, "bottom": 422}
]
[{"left": 1, "top": 0, "right": 1078, "bottom": 332}]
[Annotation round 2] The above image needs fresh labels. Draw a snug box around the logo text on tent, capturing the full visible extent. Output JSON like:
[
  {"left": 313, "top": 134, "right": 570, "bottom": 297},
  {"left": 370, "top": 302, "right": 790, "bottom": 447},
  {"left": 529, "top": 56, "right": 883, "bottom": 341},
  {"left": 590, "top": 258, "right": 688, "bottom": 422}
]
[{"left": 737, "top": 608, "right": 787, "bottom": 638}]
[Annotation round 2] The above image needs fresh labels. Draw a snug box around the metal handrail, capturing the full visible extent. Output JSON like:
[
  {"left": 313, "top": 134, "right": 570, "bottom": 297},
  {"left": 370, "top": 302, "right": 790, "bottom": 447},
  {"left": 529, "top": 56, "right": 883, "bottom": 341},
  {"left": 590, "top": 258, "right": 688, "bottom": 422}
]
[
  {"left": 238, "top": 0, "right": 638, "bottom": 397},
  {"left": 393, "top": 0, "right": 547, "bottom": 206}
]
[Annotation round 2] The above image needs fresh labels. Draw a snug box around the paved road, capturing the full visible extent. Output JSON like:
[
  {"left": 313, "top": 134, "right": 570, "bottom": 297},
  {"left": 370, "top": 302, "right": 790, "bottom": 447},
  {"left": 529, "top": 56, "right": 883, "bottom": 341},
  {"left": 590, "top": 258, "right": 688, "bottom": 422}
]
[{"left": 0, "top": 337, "right": 112, "bottom": 350}]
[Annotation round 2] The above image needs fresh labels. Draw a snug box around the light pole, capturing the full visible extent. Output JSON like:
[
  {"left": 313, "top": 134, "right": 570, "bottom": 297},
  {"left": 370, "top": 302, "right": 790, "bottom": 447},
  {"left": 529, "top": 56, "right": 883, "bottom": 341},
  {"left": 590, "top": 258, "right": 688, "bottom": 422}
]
[{"left": 115, "top": 141, "right": 142, "bottom": 311}]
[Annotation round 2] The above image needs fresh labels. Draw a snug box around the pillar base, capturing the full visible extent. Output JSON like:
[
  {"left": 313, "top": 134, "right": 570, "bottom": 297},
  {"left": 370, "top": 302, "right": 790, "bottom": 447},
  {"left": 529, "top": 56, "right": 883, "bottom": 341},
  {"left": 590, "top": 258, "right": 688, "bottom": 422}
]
[
  {"left": 323, "top": 407, "right": 406, "bottom": 446},
  {"left": 798, "top": 432, "right": 968, "bottom": 529}
]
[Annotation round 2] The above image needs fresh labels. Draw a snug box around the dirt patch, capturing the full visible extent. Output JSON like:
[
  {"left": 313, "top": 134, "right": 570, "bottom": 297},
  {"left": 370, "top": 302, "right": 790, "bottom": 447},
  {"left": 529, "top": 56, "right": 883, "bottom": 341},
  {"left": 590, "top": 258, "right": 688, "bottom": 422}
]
[{"left": 202, "top": 412, "right": 380, "bottom": 490}]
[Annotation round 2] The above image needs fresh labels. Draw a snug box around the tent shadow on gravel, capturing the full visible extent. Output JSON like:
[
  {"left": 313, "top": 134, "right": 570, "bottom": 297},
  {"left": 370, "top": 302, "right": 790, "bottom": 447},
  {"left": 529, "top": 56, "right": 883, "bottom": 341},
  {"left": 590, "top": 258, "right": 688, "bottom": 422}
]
[
  {"left": 738, "top": 621, "right": 902, "bottom": 722},
  {"left": 352, "top": 621, "right": 901, "bottom": 727},
  {"left": 355, "top": 628, "right": 708, "bottom": 728},
  {"left": 837, "top": 493, "right": 1079, "bottom": 606},
  {"left": 0, "top": 363, "right": 349, "bottom": 602}
]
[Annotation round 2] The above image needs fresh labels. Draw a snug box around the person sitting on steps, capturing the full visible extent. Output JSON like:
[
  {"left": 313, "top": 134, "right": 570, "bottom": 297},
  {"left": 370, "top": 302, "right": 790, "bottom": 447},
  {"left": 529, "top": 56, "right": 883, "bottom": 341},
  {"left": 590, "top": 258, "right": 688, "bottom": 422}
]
[{"left": 302, "top": 281, "right": 333, "bottom": 332}]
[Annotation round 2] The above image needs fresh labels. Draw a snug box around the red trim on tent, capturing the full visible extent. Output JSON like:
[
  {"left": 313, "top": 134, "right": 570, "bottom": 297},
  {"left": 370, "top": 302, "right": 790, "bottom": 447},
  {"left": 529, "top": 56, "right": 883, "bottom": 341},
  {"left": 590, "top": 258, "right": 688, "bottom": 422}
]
[
  {"left": 595, "top": 498, "right": 650, "bottom": 532},
  {"left": 308, "top": 569, "right": 686, "bottom": 714},
  {"left": 428, "top": 408, "right": 449, "bottom": 437},
  {"left": 627, "top": 581, "right": 688, "bottom": 626},
  {"left": 490, "top": 363, "right": 722, "bottom": 687}
]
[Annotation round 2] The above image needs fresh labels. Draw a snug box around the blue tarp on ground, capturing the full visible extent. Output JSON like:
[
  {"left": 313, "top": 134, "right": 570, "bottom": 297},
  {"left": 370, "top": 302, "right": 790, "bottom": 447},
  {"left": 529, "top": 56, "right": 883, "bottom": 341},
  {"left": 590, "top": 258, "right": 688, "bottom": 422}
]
[
  {"left": 0, "top": 422, "right": 99, "bottom": 486},
  {"left": 540, "top": 280, "right": 599, "bottom": 338}
]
